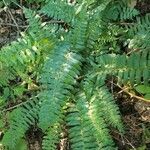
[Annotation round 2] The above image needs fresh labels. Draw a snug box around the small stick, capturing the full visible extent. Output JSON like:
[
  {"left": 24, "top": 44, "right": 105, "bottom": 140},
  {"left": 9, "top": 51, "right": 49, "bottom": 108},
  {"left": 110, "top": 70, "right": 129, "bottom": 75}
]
[
  {"left": 3, "top": 0, "right": 21, "bottom": 33},
  {"left": 0, "top": 22, "right": 27, "bottom": 28},
  {"left": 1, "top": 101, "right": 28, "bottom": 112},
  {"left": 110, "top": 81, "right": 150, "bottom": 102}
]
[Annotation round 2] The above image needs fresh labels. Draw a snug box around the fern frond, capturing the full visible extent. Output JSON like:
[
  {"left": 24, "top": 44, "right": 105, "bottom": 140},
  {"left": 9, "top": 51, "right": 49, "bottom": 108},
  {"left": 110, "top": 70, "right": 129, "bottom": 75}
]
[
  {"left": 38, "top": 43, "right": 82, "bottom": 130},
  {"left": 24, "top": 8, "right": 42, "bottom": 33},
  {"left": 89, "top": 94, "right": 116, "bottom": 149},
  {"left": 83, "top": 74, "right": 123, "bottom": 132},
  {"left": 127, "top": 13, "right": 150, "bottom": 37},
  {"left": 69, "top": 16, "right": 88, "bottom": 51},
  {"left": 39, "top": 0, "right": 75, "bottom": 23},
  {"left": 119, "top": 7, "right": 139, "bottom": 20},
  {"left": 96, "top": 51, "right": 150, "bottom": 84},
  {"left": 67, "top": 96, "right": 99, "bottom": 150},
  {"left": 67, "top": 90, "right": 120, "bottom": 149},
  {"left": 86, "top": 0, "right": 111, "bottom": 49},
  {"left": 92, "top": 86, "right": 123, "bottom": 132},
  {"left": 42, "top": 125, "right": 61, "bottom": 150},
  {"left": 2, "top": 99, "right": 39, "bottom": 149}
]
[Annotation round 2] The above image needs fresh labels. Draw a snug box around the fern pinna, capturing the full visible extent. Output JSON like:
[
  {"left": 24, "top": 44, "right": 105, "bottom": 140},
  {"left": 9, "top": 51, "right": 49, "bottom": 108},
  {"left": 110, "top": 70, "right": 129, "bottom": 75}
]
[{"left": 0, "top": 0, "right": 149, "bottom": 150}]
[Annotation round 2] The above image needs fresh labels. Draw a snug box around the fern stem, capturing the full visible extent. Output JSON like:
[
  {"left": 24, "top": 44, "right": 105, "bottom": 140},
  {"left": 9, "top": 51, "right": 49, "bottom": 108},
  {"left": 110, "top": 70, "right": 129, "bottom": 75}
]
[{"left": 111, "top": 82, "right": 150, "bottom": 102}]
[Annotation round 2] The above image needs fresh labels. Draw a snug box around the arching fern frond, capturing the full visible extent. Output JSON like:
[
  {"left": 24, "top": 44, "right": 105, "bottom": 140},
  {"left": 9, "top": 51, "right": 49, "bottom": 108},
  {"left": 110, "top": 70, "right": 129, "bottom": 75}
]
[
  {"left": 42, "top": 124, "right": 61, "bottom": 150},
  {"left": 96, "top": 51, "right": 150, "bottom": 84},
  {"left": 91, "top": 86, "right": 123, "bottom": 132},
  {"left": 67, "top": 96, "right": 99, "bottom": 150},
  {"left": 38, "top": 43, "right": 82, "bottom": 130},
  {"left": 127, "top": 13, "right": 150, "bottom": 37},
  {"left": 67, "top": 88, "right": 122, "bottom": 150},
  {"left": 2, "top": 99, "right": 39, "bottom": 149},
  {"left": 39, "top": 0, "right": 75, "bottom": 23}
]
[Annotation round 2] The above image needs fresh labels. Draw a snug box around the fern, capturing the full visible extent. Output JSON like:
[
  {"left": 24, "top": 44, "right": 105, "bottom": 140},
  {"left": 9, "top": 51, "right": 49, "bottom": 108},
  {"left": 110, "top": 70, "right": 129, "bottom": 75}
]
[
  {"left": 96, "top": 51, "right": 150, "bottom": 84},
  {"left": 38, "top": 43, "right": 82, "bottom": 130},
  {"left": 66, "top": 88, "right": 122, "bottom": 149},
  {"left": 42, "top": 125, "right": 61, "bottom": 150},
  {"left": 39, "top": 0, "right": 75, "bottom": 23},
  {"left": 2, "top": 99, "right": 39, "bottom": 149},
  {"left": 0, "top": 0, "right": 150, "bottom": 149}
]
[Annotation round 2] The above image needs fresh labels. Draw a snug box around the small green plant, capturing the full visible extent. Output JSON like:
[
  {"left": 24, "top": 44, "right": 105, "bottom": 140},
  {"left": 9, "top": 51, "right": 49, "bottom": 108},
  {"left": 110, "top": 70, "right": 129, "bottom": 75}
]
[
  {"left": 135, "top": 85, "right": 150, "bottom": 99},
  {"left": 0, "top": 0, "right": 149, "bottom": 149}
]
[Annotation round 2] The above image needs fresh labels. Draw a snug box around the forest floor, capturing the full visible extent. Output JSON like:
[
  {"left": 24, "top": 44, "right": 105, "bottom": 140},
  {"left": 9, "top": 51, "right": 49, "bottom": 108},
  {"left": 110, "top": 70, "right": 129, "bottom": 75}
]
[{"left": 0, "top": 1, "right": 150, "bottom": 150}]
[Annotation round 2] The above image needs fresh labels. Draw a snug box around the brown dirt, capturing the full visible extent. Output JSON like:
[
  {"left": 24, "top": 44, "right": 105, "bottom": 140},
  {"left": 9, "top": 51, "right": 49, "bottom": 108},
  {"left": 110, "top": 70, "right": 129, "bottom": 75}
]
[
  {"left": 114, "top": 93, "right": 150, "bottom": 150},
  {"left": 0, "top": 6, "right": 27, "bottom": 48},
  {"left": 136, "top": 0, "right": 150, "bottom": 15}
]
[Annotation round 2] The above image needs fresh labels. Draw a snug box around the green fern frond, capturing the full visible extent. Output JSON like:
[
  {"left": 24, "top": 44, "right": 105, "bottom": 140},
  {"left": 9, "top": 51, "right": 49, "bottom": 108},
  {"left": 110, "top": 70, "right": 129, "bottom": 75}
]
[
  {"left": 128, "top": 33, "right": 150, "bottom": 49},
  {"left": 83, "top": 74, "right": 123, "bottom": 132},
  {"left": 67, "top": 96, "right": 99, "bottom": 150},
  {"left": 96, "top": 51, "right": 150, "bottom": 84},
  {"left": 69, "top": 17, "right": 88, "bottom": 51},
  {"left": 24, "top": 8, "right": 42, "bottom": 33},
  {"left": 126, "top": 14, "right": 150, "bottom": 50},
  {"left": 0, "top": 65, "right": 15, "bottom": 86},
  {"left": 42, "top": 125, "right": 61, "bottom": 150},
  {"left": 38, "top": 43, "right": 82, "bottom": 130},
  {"left": 2, "top": 99, "right": 39, "bottom": 149},
  {"left": 119, "top": 7, "right": 139, "bottom": 20},
  {"left": 39, "top": 0, "right": 75, "bottom": 23},
  {"left": 89, "top": 94, "right": 117, "bottom": 149},
  {"left": 126, "top": 13, "right": 150, "bottom": 37},
  {"left": 67, "top": 90, "right": 121, "bottom": 149},
  {"left": 91, "top": 86, "right": 123, "bottom": 132}
]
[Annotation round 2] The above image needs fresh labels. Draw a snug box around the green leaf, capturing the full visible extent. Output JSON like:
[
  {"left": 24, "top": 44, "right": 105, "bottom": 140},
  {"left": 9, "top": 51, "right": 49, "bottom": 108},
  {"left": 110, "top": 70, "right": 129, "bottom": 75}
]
[
  {"left": 0, "top": 119, "right": 5, "bottom": 129},
  {"left": 135, "top": 85, "right": 150, "bottom": 94},
  {"left": 3, "top": 87, "right": 10, "bottom": 99},
  {"left": 13, "top": 85, "right": 26, "bottom": 97},
  {"left": 15, "top": 139, "right": 27, "bottom": 150},
  {"left": 0, "top": 97, "right": 5, "bottom": 106},
  {"left": 144, "top": 94, "right": 150, "bottom": 100}
]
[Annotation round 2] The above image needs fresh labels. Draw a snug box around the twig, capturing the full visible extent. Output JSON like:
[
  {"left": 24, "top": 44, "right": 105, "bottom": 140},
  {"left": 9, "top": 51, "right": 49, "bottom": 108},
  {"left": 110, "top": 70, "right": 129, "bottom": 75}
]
[
  {"left": 12, "top": 0, "right": 23, "bottom": 9},
  {"left": 46, "top": 20, "right": 65, "bottom": 24},
  {"left": 0, "top": 22, "right": 27, "bottom": 28},
  {"left": 112, "top": 130, "right": 136, "bottom": 150},
  {"left": 123, "top": 136, "right": 136, "bottom": 150},
  {"left": 110, "top": 81, "right": 150, "bottom": 102},
  {"left": 118, "top": 87, "right": 130, "bottom": 94},
  {"left": 3, "top": 0, "right": 21, "bottom": 33},
  {"left": 113, "top": 22, "right": 135, "bottom": 26},
  {"left": 1, "top": 101, "right": 28, "bottom": 113},
  {"left": 118, "top": 84, "right": 150, "bottom": 102},
  {"left": 126, "top": 49, "right": 140, "bottom": 55}
]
